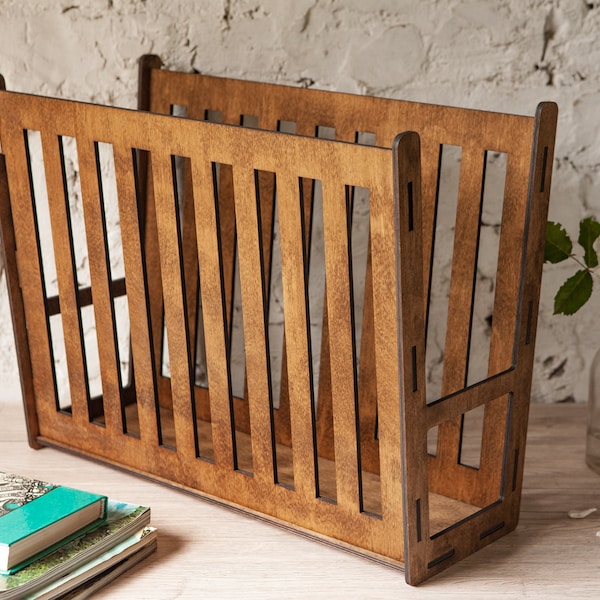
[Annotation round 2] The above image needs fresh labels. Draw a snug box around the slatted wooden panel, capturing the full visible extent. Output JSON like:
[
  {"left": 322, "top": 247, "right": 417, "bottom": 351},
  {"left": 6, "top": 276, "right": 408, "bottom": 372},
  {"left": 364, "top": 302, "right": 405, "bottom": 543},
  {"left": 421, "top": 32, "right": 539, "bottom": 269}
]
[
  {"left": 0, "top": 71, "right": 557, "bottom": 584},
  {"left": 0, "top": 88, "right": 405, "bottom": 565}
]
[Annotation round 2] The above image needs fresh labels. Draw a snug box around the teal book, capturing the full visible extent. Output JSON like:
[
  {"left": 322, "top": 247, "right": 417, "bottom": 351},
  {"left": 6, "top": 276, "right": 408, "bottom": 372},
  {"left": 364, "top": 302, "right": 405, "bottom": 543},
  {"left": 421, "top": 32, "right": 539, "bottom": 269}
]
[
  {"left": 0, "top": 500, "right": 151, "bottom": 599},
  {"left": 0, "top": 472, "right": 107, "bottom": 574}
]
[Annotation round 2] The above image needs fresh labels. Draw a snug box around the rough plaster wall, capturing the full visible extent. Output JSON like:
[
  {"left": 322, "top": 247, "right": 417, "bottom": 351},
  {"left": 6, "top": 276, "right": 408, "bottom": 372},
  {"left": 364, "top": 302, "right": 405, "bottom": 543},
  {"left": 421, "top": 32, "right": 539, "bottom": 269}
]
[{"left": 0, "top": 0, "right": 598, "bottom": 404}]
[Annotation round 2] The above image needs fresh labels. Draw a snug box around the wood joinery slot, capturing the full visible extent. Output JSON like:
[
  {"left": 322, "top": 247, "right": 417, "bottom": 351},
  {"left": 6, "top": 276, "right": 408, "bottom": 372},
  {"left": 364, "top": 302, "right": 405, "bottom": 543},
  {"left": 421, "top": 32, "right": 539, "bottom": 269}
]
[
  {"left": 480, "top": 521, "right": 505, "bottom": 540},
  {"left": 427, "top": 549, "right": 455, "bottom": 569},
  {"left": 540, "top": 146, "right": 549, "bottom": 193}
]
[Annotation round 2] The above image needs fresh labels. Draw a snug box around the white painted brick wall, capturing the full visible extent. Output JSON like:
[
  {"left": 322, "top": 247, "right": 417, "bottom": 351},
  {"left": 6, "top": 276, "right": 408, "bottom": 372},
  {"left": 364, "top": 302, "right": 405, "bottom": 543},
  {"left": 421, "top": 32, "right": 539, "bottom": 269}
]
[{"left": 0, "top": 0, "right": 598, "bottom": 404}]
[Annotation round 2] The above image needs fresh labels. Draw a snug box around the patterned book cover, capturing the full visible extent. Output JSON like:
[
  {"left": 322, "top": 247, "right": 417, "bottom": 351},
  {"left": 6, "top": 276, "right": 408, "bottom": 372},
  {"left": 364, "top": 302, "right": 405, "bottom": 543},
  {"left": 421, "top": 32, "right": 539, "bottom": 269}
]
[{"left": 0, "top": 472, "right": 107, "bottom": 574}]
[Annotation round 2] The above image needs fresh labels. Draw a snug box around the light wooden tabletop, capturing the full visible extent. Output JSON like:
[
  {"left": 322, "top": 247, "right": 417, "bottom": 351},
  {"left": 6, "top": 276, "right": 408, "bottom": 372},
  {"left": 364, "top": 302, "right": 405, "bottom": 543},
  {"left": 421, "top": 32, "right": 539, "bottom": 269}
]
[{"left": 1, "top": 389, "right": 599, "bottom": 599}]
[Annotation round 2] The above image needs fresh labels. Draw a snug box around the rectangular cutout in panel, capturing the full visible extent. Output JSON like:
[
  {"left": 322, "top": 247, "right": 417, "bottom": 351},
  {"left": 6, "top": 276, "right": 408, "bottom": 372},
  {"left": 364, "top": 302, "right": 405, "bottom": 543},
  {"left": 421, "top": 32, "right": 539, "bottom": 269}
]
[
  {"left": 96, "top": 141, "right": 139, "bottom": 434},
  {"left": 426, "top": 144, "right": 462, "bottom": 404},
  {"left": 458, "top": 404, "right": 485, "bottom": 469},
  {"left": 25, "top": 130, "right": 68, "bottom": 412},
  {"left": 265, "top": 181, "right": 294, "bottom": 489},
  {"left": 349, "top": 185, "right": 370, "bottom": 370},
  {"left": 205, "top": 109, "right": 223, "bottom": 124},
  {"left": 48, "top": 313, "right": 71, "bottom": 412},
  {"left": 427, "top": 425, "right": 438, "bottom": 457},
  {"left": 59, "top": 136, "right": 103, "bottom": 421},
  {"left": 26, "top": 130, "right": 59, "bottom": 299},
  {"left": 80, "top": 304, "right": 103, "bottom": 420},
  {"left": 306, "top": 177, "right": 336, "bottom": 504},
  {"left": 277, "top": 120, "right": 297, "bottom": 134},
  {"left": 241, "top": 114, "right": 259, "bottom": 128},
  {"left": 193, "top": 282, "right": 209, "bottom": 389},
  {"left": 467, "top": 151, "right": 507, "bottom": 387},
  {"left": 59, "top": 136, "right": 90, "bottom": 290},
  {"left": 429, "top": 394, "right": 511, "bottom": 537},
  {"left": 209, "top": 160, "right": 252, "bottom": 474},
  {"left": 229, "top": 251, "right": 246, "bottom": 401},
  {"left": 170, "top": 104, "right": 188, "bottom": 118},
  {"left": 349, "top": 183, "right": 381, "bottom": 518}
]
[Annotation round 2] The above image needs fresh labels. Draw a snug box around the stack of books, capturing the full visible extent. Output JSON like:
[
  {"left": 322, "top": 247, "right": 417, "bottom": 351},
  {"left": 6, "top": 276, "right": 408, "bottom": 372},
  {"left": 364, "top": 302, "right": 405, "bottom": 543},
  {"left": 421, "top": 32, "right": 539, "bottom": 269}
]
[{"left": 0, "top": 471, "right": 156, "bottom": 599}]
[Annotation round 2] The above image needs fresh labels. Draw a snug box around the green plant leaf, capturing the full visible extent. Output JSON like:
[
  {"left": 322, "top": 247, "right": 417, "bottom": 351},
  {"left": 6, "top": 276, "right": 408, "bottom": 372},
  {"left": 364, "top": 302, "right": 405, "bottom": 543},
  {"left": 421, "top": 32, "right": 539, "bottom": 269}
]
[
  {"left": 578, "top": 217, "right": 600, "bottom": 268},
  {"left": 545, "top": 221, "right": 572, "bottom": 264},
  {"left": 553, "top": 269, "right": 593, "bottom": 315}
]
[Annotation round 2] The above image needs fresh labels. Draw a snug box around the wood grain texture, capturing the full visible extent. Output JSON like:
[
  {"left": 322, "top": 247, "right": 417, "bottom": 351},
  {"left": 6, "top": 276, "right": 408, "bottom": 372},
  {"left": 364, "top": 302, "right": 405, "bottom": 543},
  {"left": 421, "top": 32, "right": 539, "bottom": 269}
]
[
  {"left": 2, "top": 401, "right": 599, "bottom": 599},
  {"left": 0, "top": 61, "right": 557, "bottom": 585}
]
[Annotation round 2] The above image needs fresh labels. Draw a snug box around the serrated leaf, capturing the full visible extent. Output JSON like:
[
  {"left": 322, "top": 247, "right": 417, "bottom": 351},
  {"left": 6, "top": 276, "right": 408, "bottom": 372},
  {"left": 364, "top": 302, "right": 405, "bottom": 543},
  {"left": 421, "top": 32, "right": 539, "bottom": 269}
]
[
  {"left": 578, "top": 217, "right": 600, "bottom": 268},
  {"left": 545, "top": 221, "right": 572, "bottom": 264},
  {"left": 553, "top": 269, "right": 593, "bottom": 315}
]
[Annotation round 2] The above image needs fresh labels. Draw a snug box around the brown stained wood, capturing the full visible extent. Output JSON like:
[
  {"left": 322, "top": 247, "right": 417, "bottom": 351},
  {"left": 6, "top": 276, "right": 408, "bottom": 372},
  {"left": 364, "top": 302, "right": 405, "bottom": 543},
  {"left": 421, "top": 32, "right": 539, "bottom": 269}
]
[
  {"left": 75, "top": 137, "right": 124, "bottom": 433},
  {"left": 232, "top": 164, "right": 275, "bottom": 482},
  {"left": 111, "top": 144, "right": 161, "bottom": 447},
  {"left": 191, "top": 159, "right": 236, "bottom": 468},
  {"left": 0, "top": 154, "right": 41, "bottom": 448},
  {"left": 0, "top": 64, "right": 557, "bottom": 586},
  {"left": 321, "top": 178, "right": 360, "bottom": 511}
]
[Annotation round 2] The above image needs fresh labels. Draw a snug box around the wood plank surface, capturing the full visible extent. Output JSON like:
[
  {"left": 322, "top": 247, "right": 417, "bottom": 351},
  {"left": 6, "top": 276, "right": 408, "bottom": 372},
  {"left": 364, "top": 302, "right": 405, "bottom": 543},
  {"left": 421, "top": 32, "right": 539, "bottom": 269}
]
[{"left": 1, "top": 393, "right": 598, "bottom": 599}]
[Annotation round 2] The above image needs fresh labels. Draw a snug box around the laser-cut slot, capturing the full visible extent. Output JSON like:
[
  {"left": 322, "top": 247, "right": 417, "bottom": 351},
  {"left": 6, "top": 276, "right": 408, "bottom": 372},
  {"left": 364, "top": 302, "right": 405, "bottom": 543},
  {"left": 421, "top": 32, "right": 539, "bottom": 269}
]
[
  {"left": 277, "top": 120, "right": 297, "bottom": 134},
  {"left": 458, "top": 404, "right": 485, "bottom": 469},
  {"left": 540, "top": 146, "right": 548, "bottom": 193},
  {"left": 427, "top": 425, "right": 438, "bottom": 457},
  {"left": 170, "top": 104, "right": 188, "bottom": 118},
  {"left": 512, "top": 447, "right": 520, "bottom": 492},
  {"left": 26, "top": 129, "right": 67, "bottom": 410},
  {"left": 407, "top": 181, "right": 414, "bottom": 232},
  {"left": 426, "top": 144, "right": 461, "bottom": 404},
  {"left": 48, "top": 313, "right": 71, "bottom": 412},
  {"left": 205, "top": 109, "right": 223, "bottom": 124},
  {"left": 59, "top": 135, "right": 104, "bottom": 421},
  {"left": 306, "top": 175, "right": 334, "bottom": 502},
  {"left": 349, "top": 182, "right": 381, "bottom": 517},
  {"left": 525, "top": 299, "right": 534, "bottom": 345},
  {"left": 241, "top": 114, "right": 259, "bottom": 128},
  {"left": 480, "top": 521, "right": 505, "bottom": 540},
  {"left": 266, "top": 175, "right": 294, "bottom": 489},
  {"left": 467, "top": 150, "right": 507, "bottom": 388},
  {"left": 427, "top": 549, "right": 455, "bottom": 569},
  {"left": 95, "top": 141, "right": 139, "bottom": 434}
]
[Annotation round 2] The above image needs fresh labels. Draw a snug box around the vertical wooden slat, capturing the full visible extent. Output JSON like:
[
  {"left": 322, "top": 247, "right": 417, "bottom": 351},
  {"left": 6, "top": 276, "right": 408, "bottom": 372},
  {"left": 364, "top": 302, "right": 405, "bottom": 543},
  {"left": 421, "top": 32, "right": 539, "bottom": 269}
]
[
  {"left": 369, "top": 142, "right": 406, "bottom": 559},
  {"left": 279, "top": 176, "right": 314, "bottom": 449},
  {"left": 112, "top": 144, "right": 161, "bottom": 446},
  {"left": 475, "top": 147, "right": 530, "bottom": 506},
  {"left": 277, "top": 170, "right": 318, "bottom": 499},
  {"left": 1, "top": 126, "right": 59, "bottom": 429},
  {"left": 393, "top": 132, "right": 428, "bottom": 585},
  {"left": 321, "top": 177, "right": 360, "bottom": 511},
  {"left": 136, "top": 53, "right": 168, "bottom": 411},
  {"left": 42, "top": 129, "right": 89, "bottom": 425},
  {"left": 150, "top": 150, "right": 197, "bottom": 458},
  {"left": 233, "top": 164, "right": 276, "bottom": 483},
  {"left": 192, "top": 159, "right": 236, "bottom": 469},
  {"left": 76, "top": 137, "right": 123, "bottom": 433},
  {"left": 503, "top": 101, "right": 558, "bottom": 510},
  {"left": 0, "top": 152, "right": 43, "bottom": 447}
]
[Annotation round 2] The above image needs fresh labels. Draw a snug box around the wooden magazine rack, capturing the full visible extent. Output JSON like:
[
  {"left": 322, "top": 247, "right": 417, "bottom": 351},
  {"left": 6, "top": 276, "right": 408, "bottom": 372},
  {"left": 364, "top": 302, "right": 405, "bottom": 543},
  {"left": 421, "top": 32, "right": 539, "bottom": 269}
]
[{"left": 0, "top": 56, "right": 557, "bottom": 584}]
